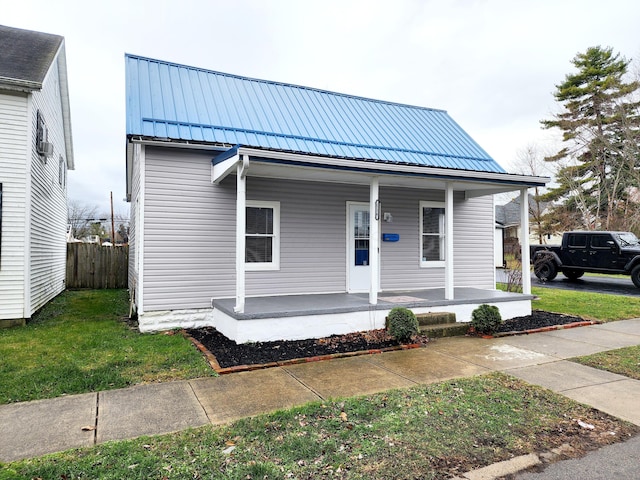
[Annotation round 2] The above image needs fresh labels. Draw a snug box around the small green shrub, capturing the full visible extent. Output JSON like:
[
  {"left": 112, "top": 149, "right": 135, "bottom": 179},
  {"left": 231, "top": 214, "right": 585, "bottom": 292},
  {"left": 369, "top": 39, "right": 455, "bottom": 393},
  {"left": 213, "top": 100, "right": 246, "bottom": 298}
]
[
  {"left": 470, "top": 304, "right": 502, "bottom": 335},
  {"left": 387, "top": 307, "right": 419, "bottom": 342}
]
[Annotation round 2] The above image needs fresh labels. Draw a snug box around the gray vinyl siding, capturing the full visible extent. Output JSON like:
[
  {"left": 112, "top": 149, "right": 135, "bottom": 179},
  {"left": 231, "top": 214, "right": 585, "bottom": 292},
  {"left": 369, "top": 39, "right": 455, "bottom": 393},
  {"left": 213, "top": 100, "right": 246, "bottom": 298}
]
[
  {"left": 245, "top": 179, "right": 368, "bottom": 296},
  {"left": 141, "top": 147, "right": 496, "bottom": 312},
  {"left": 0, "top": 92, "right": 28, "bottom": 319},
  {"left": 453, "top": 194, "right": 495, "bottom": 288},
  {"left": 28, "top": 57, "right": 68, "bottom": 314},
  {"left": 379, "top": 187, "right": 446, "bottom": 290},
  {"left": 143, "top": 147, "right": 236, "bottom": 311}
]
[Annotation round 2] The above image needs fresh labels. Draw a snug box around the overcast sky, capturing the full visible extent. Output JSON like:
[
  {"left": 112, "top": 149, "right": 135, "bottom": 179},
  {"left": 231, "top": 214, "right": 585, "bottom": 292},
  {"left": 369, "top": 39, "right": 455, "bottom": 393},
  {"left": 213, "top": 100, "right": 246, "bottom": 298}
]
[{"left": 3, "top": 0, "right": 640, "bottom": 217}]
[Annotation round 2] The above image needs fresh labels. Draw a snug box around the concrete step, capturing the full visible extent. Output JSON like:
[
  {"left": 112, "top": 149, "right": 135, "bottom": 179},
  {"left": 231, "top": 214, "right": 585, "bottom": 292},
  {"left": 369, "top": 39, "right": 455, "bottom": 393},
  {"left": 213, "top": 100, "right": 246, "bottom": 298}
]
[
  {"left": 419, "top": 322, "right": 469, "bottom": 338},
  {"left": 415, "top": 312, "right": 456, "bottom": 326}
]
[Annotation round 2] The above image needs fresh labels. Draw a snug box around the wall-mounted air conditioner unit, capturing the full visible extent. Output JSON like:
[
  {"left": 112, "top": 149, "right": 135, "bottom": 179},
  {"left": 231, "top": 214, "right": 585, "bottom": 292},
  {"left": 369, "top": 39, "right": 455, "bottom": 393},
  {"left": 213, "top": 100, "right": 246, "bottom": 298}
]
[{"left": 37, "top": 141, "right": 54, "bottom": 157}]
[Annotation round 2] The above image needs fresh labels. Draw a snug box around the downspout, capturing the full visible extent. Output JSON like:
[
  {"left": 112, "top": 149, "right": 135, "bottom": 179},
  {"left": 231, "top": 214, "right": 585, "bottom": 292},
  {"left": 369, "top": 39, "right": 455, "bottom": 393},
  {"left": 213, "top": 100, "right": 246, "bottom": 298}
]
[{"left": 234, "top": 155, "right": 249, "bottom": 313}]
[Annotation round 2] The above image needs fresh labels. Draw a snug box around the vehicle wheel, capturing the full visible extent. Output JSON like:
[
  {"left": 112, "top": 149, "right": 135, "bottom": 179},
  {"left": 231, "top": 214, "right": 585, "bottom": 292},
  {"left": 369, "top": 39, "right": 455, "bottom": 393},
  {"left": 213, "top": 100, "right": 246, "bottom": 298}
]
[
  {"left": 631, "top": 265, "right": 640, "bottom": 288},
  {"left": 562, "top": 269, "right": 584, "bottom": 280},
  {"left": 534, "top": 259, "right": 557, "bottom": 281}
]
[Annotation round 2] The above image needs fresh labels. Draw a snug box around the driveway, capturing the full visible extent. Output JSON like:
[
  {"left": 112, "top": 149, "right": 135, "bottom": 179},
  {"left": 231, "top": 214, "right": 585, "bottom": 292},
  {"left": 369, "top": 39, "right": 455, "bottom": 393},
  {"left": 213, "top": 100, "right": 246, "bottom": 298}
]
[{"left": 497, "top": 269, "right": 640, "bottom": 297}]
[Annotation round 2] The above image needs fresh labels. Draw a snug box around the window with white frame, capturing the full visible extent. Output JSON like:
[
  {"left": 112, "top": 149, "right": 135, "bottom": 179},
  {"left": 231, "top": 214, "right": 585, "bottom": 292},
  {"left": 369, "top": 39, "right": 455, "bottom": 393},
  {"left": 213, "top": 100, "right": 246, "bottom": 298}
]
[
  {"left": 245, "top": 201, "right": 280, "bottom": 270},
  {"left": 420, "top": 201, "right": 445, "bottom": 267}
]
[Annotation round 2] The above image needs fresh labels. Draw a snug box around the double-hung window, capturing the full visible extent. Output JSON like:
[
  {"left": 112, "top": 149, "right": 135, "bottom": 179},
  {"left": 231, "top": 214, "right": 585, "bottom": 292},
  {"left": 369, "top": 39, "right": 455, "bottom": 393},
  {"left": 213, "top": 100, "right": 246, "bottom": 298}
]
[
  {"left": 420, "top": 201, "right": 445, "bottom": 267},
  {"left": 245, "top": 201, "right": 280, "bottom": 270}
]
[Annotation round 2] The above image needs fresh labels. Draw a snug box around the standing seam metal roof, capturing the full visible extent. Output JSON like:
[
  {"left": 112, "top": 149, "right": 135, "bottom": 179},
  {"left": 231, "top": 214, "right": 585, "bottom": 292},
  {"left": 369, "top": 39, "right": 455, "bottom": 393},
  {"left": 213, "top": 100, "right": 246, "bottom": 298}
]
[{"left": 125, "top": 54, "right": 506, "bottom": 174}]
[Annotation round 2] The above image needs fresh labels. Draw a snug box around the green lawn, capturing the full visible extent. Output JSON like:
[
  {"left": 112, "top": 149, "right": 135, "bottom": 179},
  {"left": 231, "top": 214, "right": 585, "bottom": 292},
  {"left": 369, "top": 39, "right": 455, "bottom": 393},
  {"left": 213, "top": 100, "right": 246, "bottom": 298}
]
[
  {"left": 3, "top": 373, "right": 636, "bottom": 480},
  {"left": 531, "top": 286, "right": 640, "bottom": 320},
  {"left": 572, "top": 345, "right": 640, "bottom": 380},
  {"left": 495, "top": 284, "right": 640, "bottom": 321},
  {"left": 0, "top": 290, "right": 213, "bottom": 405}
]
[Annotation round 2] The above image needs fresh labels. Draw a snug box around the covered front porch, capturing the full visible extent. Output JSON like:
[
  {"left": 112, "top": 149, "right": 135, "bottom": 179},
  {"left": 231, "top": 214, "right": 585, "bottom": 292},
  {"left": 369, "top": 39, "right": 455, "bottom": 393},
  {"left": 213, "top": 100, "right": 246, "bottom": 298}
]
[{"left": 212, "top": 287, "right": 534, "bottom": 343}]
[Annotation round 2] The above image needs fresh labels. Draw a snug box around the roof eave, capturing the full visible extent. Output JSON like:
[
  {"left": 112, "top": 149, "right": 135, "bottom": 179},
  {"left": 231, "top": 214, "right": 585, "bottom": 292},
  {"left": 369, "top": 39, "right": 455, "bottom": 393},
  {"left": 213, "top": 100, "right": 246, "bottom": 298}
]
[
  {"left": 0, "top": 76, "right": 42, "bottom": 92},
  {"left": 129, "top": 136, "right": 549, "bottom": 190}
]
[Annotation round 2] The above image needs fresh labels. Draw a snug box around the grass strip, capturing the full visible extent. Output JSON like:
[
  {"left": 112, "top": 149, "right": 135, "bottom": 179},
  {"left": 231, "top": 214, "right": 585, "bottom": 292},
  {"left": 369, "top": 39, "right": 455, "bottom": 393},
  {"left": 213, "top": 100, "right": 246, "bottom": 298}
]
[
  {"left": 0, "top": 290, "right": 213, "bottom": 405},
  {"left": 2, "top": 373, "right": 636, "bottom": 480},
  {"left": 572, "top": 345, "right": 640, "bottom": 380}
]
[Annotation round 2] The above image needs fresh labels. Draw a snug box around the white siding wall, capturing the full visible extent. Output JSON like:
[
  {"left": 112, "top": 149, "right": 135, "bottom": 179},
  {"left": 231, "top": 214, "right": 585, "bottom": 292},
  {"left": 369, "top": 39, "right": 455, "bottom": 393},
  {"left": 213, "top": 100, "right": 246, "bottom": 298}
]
[
  {"left": 128, "top": 145, "right": 141, "bottom": 297},
  {"left": 0, "top": 92, "right": 28, "bottom": 320},
  {"left": 140, "top": 147, "right": 498, "bottom": 313},
  {"left": 28, "top": 57, "right": 68, "bottom": 315}
]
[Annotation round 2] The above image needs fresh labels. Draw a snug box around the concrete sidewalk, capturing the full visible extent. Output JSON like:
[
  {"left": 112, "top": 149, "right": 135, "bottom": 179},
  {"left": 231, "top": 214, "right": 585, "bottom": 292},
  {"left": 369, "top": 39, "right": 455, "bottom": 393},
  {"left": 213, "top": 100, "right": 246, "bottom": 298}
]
[{"left": 1, "top": 319, "right": 640, "bottom": 463}]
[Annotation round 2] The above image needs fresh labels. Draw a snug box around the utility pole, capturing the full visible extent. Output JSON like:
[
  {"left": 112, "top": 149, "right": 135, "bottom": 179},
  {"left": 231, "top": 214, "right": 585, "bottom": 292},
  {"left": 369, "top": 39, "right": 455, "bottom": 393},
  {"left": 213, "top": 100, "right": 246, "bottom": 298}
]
[{"left": 110, "top": 191, "right": 115, "bottom": 244}]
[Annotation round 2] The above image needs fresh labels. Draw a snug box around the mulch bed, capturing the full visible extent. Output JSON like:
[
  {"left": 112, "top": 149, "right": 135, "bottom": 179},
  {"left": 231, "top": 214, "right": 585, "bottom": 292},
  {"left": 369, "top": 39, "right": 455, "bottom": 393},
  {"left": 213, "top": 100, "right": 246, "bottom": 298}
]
[{"left": 186, "top": 310, "right": 596, "bottom": 371}]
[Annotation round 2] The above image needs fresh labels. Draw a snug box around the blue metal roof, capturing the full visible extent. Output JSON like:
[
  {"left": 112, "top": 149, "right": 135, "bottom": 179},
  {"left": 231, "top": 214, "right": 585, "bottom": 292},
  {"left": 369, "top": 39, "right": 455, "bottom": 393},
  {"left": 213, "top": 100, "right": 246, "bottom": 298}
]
[{"left": 126, "top": 54, "right": 506, "bottom": 174}]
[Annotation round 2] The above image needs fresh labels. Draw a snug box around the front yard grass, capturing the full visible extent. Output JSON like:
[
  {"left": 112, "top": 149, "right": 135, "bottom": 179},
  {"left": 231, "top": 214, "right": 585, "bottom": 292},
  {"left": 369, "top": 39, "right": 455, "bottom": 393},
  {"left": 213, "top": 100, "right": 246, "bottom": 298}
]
[
  {"left": 2, "top": 373, "right": 636, "bottom": 480},
  {"left": 0, "top": 290, "right": 213, "bottom": 405},
  {"left": 528, "top": 286, "right": 640, "bottom": 321},
  {"left": 572, "top": 346, "right": 640, "bottom": 381}
]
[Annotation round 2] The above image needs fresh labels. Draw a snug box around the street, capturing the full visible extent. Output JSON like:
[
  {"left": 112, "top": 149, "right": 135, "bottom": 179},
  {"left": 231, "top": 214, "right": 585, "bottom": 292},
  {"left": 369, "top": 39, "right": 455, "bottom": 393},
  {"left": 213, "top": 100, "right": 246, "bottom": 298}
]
[{"left": 497, "top": 270, "right": 640, "bottom": 297}]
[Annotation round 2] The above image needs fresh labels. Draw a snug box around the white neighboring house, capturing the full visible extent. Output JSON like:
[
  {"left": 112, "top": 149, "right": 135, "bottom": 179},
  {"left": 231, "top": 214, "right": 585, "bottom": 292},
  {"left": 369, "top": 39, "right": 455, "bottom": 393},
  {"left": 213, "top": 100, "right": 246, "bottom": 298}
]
[{"left": 0, "top": 25, "right": 74, "bottom": 326}]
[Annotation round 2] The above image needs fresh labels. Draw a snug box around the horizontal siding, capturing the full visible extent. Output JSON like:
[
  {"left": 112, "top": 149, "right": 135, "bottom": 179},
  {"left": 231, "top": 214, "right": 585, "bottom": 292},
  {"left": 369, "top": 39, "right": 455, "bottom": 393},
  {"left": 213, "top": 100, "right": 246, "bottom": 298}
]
[
  {"left": 0, "top": 92, "right": 28, "bottom": 319},
  {"left": 379, "top": 187, "right": 446, "bottom": 290},
  {"left": 245, "top": 178, "right": 368, "bottom": 295},
  {"left": 453, "top": 194, "right": 495, "bottom": 288},
  {"left": 143, "top": 147, "right": 236, "bottom": 311},
  {"left": 29, "top": 58, "right": 68, "bottom": 314},
  {"left": 141, "top": 147, "right": 497, "bottom": 312}
]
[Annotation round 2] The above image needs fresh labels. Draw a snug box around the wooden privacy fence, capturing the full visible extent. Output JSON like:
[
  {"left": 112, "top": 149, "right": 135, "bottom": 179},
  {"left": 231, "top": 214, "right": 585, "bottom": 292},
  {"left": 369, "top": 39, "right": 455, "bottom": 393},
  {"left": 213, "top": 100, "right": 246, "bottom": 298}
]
[{"left": 66, "top": 243, "right": 128, "bottom": 289}]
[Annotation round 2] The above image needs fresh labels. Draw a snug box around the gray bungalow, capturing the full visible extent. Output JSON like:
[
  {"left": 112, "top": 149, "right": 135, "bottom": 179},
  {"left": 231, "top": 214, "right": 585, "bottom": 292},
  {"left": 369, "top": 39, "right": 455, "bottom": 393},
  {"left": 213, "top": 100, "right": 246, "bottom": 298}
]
[{"left": 125, "top": 54, "right": 547, "bottom": 342}]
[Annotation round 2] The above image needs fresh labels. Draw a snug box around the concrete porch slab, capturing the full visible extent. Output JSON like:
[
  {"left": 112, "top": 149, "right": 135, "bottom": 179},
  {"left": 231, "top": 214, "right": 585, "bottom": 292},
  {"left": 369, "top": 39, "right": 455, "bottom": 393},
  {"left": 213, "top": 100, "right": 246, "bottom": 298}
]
[
  {"left": 561, "top": 379, "right": 640, "bottom": 426},
  {"left": 506, "top": 360, "right": 628, "bottom": 391},
  {"left": 283, "top": 356, "right": 416, "bottom": 399},
  {"left": 365, "top": 348, "right": 491, "bottom": 384},
  {"left": 0, "top": 393, "right": 96, "bottom": 462},
  {"left": 97, "top": 381, "right": 209, "bottom": 443},
  {"left": 190, "top": 368, "right": 319, "bottom": 424},
  {"left": 492, "top": 332, "right": 611, "bottom": 359}
]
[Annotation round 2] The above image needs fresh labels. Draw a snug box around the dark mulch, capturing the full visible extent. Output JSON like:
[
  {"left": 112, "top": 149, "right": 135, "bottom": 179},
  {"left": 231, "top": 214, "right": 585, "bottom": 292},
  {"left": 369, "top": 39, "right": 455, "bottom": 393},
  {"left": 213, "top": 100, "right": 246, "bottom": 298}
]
[
  {"left": 187, "top": 310, "right": 588, "bottom": 368},
  {"left": 186, "top": 327, "right": 426, "bottom": 368},
  {"left": 496, "top": 310, "right": 587, "bottom": 334}
]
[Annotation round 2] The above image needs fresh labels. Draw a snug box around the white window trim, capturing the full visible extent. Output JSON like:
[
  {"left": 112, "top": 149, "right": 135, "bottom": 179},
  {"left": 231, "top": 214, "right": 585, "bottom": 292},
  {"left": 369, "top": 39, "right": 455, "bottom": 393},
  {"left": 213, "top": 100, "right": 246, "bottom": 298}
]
[
  {"left": 245, "top": 200, "right": 280, "bottom": 271},
  {"left": 420, "top": 200, "right": 446, "bottom": 268}
]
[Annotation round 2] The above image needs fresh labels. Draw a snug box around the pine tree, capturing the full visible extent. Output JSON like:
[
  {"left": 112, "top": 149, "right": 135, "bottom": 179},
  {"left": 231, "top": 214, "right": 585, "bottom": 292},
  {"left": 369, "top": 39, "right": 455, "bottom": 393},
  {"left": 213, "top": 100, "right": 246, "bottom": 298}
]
[{"left": 541, "top": 46, "right": 640, "bottom": 231}]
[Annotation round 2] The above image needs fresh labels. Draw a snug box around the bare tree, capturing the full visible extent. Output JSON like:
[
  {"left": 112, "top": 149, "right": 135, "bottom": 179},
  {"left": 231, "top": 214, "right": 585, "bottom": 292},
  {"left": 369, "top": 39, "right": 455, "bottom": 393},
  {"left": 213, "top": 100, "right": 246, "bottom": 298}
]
[
  {"left": 513, "top": 144, "right": 552, "bottom": 243},
  {"left": 67, "top": 200, "right": 101, "bottom": 240}
]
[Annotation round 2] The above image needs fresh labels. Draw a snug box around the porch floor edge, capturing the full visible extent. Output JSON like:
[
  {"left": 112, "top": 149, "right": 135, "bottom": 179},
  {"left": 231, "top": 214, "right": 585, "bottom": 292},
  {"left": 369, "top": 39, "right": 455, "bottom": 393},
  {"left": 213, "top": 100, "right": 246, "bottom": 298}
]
[{"left": 213, "top": 288, "right": 533, "bottom": 320}]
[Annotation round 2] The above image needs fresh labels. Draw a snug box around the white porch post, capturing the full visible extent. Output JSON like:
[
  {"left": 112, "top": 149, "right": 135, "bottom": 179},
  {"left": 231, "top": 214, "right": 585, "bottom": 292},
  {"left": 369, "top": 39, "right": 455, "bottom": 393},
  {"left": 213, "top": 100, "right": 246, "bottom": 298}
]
[
  {"left": 234, "top": 158, "right": 248, "bottom": 313},
  {"left": 520, "top": 188, "right": 531, "bottom": 294},
  {"left": 369, "top": 177, "right": 380, "bottom": 305},
  {"left": 445, "top": 182, "right": 454, "bottom": 300}
]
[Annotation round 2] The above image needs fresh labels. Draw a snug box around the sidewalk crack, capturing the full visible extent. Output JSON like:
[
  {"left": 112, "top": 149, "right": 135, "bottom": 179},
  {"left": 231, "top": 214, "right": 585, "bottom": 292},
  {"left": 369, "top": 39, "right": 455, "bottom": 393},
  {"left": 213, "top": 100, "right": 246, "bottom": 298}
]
[
  {"left": 93, "top": 392, "right": 99, "bottom": 445},
  {"left": 188, "top": 381, "right": 212, "bottom": 424}
]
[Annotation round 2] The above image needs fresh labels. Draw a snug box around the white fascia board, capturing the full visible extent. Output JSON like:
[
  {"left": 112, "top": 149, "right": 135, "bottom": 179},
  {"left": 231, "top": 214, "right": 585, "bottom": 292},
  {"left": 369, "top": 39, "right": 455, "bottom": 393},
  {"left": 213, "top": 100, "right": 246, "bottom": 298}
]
[
  {"left": 211, "top": 151, "right": 240, "bottom": 184},
  {"left": 238, "top": 147, "right": 550, "bottom": 189}
]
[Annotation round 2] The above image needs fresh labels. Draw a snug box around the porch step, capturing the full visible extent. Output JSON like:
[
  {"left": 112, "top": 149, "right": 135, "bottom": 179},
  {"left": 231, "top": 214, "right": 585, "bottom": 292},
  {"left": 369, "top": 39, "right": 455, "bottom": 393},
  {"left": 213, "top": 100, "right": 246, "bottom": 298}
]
[
  {"left": 419, "top": 322, "right": 470, "bottom": 338},
  {"left": 416, "top": 312, "right": 456, "bottom": 327}
]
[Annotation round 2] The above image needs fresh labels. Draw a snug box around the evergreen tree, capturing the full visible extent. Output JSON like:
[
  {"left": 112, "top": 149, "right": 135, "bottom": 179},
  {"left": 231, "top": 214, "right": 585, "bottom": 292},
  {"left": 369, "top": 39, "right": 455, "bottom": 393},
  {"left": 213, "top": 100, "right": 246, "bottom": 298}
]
[{"left": 541, "top": 46, "right": 640, "bottom": 231}]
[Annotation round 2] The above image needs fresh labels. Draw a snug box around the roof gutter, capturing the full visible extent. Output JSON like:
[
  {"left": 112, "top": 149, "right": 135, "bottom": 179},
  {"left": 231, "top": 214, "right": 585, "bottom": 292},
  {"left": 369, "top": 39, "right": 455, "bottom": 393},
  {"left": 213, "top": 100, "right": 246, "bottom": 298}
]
[
  {"left": 0, "top": 76, "right": 42, "bottom": 92},
  {"left": 236, "top": 146, "right": 550, "bottom": 188}
]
